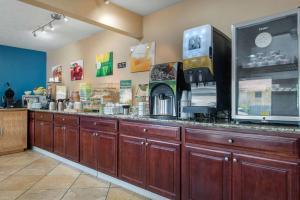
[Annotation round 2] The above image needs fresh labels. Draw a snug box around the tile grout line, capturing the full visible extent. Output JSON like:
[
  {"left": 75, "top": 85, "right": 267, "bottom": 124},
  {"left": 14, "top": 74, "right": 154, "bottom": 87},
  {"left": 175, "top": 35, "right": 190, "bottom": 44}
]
[
  {"left": 58, "top": 171, "right": 83, "bottom": 200},
  {"left": 105, "top": 183, "right": 112, "bottom": 200},
  {"left": 14, "top": 159, "right": 61, "bottom": 200},
  {"left": 0, "top": 153, "right": 43, "bottom": 184}
]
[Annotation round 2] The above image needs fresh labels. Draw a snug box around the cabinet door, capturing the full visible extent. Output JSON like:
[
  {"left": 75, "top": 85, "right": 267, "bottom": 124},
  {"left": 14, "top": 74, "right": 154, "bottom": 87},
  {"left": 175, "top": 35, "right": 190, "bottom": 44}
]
[
  {"left": 54, "top": 125, "right": 65, "bottom": 156},
  {"left": 146, "top": 139, "right": 181, "bottom": 200},
  {"left": 182, "top": 146, "right": 231, "bottom": 200},
  {"left": 95, "top": 131, "right": 117, "bottom": 176},
  {"left": 34, "top": 120, "right": 43, "bottom": 148},
  {"left": 28, "top": 118, "right": 35, "bottom": 148},
  {"left": 119, "top": 135, "right": 146, "bottom": 188},
  {"left": 65, "top": 126, "right": 79, "bottom": 162},
  {"left": 42, "top": 121, "right": 54, "bottom": 152},
  {"left": 80, "top": 128, "right": 97, "bottom": 169},
  {"left": 232, "top": 153, "right": 299, "bottom": 200}
]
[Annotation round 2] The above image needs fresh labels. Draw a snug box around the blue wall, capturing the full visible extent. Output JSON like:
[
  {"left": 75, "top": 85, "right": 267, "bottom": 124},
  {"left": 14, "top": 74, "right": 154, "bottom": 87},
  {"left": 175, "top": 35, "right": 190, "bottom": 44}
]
[{"left": 0, "top": 45, "right": 46, "bottom": 104}]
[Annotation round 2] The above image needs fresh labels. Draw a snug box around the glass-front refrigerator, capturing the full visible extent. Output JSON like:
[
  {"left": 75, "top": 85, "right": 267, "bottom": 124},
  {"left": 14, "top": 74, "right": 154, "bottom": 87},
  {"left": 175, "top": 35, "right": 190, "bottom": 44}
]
[{"left": 232, "top": 8, "right": 300, "bottom": 124}]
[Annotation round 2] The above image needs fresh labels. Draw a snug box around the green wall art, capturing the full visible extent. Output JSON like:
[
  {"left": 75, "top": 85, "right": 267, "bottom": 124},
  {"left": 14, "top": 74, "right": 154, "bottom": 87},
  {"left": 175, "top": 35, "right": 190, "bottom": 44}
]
[{"left": 96, "top": 51, "right": 113, "bottom": 77}]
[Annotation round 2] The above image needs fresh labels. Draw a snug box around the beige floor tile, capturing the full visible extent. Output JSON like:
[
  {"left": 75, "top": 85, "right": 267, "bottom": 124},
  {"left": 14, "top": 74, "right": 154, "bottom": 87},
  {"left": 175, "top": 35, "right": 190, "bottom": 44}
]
[
  {"left": 72, "top": 174, "right": 110, "bottom": 189},
  {"left": 0, "top": 165, "right": 24, "bottom": 176},
  {"left": 48, "top": 164, "right": 81, "bottom": 177},
  {"left": 0, "top": 175, "right": 42, "bottom": 191},
  {"left": 0, "top": 190, "right": 24, "bottom": 200},
  {"left": 32, "top": 175, "right": 77, "bottom": 190},
  {"left": 106, "top": 188, "right": 149, "bottom": 200},
  {"left": 17, "top": 189, "right": 66, "bottom": 200},
  {"left": 17, "top": 157, "right": 59, "bottom": 176},
  {"left": 62, "top": 188, "right": 108, "bottom": 200},
  {"left": 0, "top": 175, "right": 8, "bottom": 182}
]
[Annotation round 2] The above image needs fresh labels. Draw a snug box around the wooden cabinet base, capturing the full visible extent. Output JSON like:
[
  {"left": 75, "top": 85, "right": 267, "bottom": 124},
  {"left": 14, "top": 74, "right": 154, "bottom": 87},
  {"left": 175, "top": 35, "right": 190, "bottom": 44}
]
[{"left": 0, "top": 109, "right": 27, "bottom": 155}]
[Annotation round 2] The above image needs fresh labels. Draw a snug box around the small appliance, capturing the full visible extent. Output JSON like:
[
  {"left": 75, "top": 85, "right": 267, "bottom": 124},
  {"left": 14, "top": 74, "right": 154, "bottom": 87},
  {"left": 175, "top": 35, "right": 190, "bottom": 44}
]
[
  {"left": 2, "top": 82, "right": 15, "bottom": 108},
  {"left": 182, "top": 24, "right": 231, "bottom": 121},
  {"left": 232, "top": 8, "right": 300, "bottom": 124},
  {"left": 22, "top": 95, "right": 48, "bottom": 108},
  {"left": 149, "top": 62, "right": 189, "bottom": 119}
]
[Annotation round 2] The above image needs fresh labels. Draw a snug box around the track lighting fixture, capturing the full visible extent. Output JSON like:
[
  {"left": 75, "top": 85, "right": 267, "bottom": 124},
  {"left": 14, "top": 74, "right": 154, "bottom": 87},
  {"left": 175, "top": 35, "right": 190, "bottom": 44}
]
[
  {"left": 104, "top": 0, "right": 110, "bottom": 5},
  {"left": 32, "top": 13, "right": 68, "bottom": 38}
]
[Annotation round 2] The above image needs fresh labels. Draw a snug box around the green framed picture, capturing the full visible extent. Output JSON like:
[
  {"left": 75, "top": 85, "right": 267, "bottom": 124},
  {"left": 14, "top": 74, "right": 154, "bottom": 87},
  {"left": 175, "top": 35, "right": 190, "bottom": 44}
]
[{"left": 96, "top": 51, "right": 113, "bottom": 77}]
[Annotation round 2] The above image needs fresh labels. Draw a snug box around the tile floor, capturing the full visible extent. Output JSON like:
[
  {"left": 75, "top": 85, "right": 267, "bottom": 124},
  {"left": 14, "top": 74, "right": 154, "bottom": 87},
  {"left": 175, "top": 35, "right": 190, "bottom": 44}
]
[{"left": 0, "top": 151, "right": 149, "bottom": 200}]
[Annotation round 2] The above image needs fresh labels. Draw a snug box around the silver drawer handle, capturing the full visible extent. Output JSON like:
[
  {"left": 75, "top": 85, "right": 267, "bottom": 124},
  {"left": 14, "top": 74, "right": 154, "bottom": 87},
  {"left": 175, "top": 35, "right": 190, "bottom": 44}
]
[
  {"left": 224, "top": 157, "right": 229, "bottom": 162},
  {"left": 233, "top": 158, "right": 238, "bottom": 163},
  {"left": 228, "top": 139, "right": 234, "bottom": 144},
  {"left": 143, "top": 128, "right": 147, "bottom": 132}
]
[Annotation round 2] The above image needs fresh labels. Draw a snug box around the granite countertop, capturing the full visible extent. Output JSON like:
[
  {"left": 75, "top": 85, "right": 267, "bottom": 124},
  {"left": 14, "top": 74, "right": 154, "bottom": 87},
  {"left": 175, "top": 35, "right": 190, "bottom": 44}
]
[
  {"left": 29, "top": 109, "right": 300, "bottom": 134},
  {"left": 0, "top": 108, "right": 28, "bottom": 111}
]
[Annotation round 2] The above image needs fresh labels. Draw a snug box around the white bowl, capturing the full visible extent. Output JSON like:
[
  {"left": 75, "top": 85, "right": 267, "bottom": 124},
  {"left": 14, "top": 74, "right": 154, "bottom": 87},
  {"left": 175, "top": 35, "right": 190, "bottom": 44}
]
[{"left": 24, "top": 91, "right": 32, "bottom": 95}]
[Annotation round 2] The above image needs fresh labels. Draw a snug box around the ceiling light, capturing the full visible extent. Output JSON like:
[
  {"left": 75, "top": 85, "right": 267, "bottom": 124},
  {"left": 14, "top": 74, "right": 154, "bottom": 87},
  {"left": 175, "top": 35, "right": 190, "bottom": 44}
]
[
  {"left": 49, "top": 23, "right": 55, "bottom": 31},
  {"left": 64, "top": 16, "right": 69, "bottom": 22},
  {"left": 104, "top": 0, "right": 110, "bottom": 5},
  {"left": 32, "top": 13, "right": 66, "bottom": 38}
]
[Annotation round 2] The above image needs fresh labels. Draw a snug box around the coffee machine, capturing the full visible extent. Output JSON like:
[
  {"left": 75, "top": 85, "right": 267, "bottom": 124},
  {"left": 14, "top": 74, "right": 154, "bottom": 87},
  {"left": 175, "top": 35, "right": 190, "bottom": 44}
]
[
  {"left": 182, "top": 24, "right": 231, "bottom": 120},
  {"left": 2, "top": 82, "right": 15, "bottom": 108},
  {"left": 149, "top": 62, "right": 189, "bottom": 119}
]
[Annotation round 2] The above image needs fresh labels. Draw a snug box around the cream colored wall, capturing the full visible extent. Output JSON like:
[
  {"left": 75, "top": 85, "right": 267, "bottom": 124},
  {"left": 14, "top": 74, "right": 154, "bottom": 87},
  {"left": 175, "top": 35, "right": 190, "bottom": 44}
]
[{"left": 47, "top": 0, "right": 299, "bottom": 101}]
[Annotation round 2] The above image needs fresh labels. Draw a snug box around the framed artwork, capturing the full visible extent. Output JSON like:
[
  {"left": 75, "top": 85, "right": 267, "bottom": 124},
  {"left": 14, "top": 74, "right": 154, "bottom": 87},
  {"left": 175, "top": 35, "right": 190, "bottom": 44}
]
[
  {"left": 70, "top": 60, "right": 84, "bottom": 81},
  {"left": 52, "top": 65, "right": 62, "bottom": 82},
  {"left": 129, "top": 42, "right": 155, "bottom": 73},
  {"left": 96, "top": 52, "right": 113, "bottom": 77}
]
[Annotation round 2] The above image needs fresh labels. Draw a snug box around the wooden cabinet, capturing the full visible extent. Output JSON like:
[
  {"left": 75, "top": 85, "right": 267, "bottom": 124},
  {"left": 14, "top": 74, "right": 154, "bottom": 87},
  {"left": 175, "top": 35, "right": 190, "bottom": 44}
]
[
  {"left": 53, "top": 125, "right": 65, "bottom": 156},
  {"left": 28, "top": 111, "right": 35, "bottom": 148},
  {"left": 80, "top": 128, "right": 97, "bottom": 168},
  {"left": 34, "top": 112, "right": 53, "bottom": 152},
  {"left": 96, "top": 131, "right": 118, "bottom": 176},
  {"left": 65, "top": 126, "right": 79, "bottom": 162},
  {"left": 53, "top": 114, "right": 79, "bottom": 162},
  {"left": 119, "top": 135, "right": 146, "bottom": 188},
  {"left": 183, "top": 127, "right": 300, "bottom": 200},
  {"left": 0, "top": 109, "right": 27, "bottom": 155},
  {"left": 232, "top": 153, "right": 299, "bottom": 200},
  {"left": 183, "top": 146, "right": 231, "bottom": 200},
  {"left": 80, "top": 117, "right": 118, "bottom": 176},
  {"left": 146, "top": 139, "right": 181, "bottom": 199},
  {"left": 119, "top": 120, "right": 181, "bottom": 200}
]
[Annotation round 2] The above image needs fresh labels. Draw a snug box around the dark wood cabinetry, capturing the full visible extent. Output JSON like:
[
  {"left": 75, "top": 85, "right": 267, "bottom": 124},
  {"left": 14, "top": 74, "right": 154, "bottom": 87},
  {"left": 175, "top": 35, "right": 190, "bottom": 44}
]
[
  {"left": 146, "top": 139, "right": 181, "bottom": 199},
  {"left": 28, "top": 111, "right": 35, "bottom": 148},
  {"left": 183, "top": 146, "right": 231, "bottom": 200},
  {"left": 80, "top": 128, "right": 97, "bottom": 168},
  {"left": 80, "top": 117, "right": 118, "bottom": 176},
  {"left": 232, "top": 153, "right": 299, "bottom": 200},
  {"left": 53, "top": 114, "right": 79, "bottom": 162},
  {"left": 119, "top": 120, "right": 181, "bottom": 200},
  {"left": 31, "top": 111, "right": 300, "bottom": 200},
  {"left": 183, "top": 127, "right": 300, "bottom": 200},
  {"left": 96, "top": 131, "right": 118, "bottom": 176},
  {"left": 119, "top": 135, "right": 146, "bottom": 187},
  {"left": 34, "top": 112, "right": 53, "bottom": 152}
]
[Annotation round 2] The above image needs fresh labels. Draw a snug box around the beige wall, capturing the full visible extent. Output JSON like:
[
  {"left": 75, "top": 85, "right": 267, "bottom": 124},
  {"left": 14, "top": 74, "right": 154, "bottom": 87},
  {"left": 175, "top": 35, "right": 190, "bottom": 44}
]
[{"left": 47, "top": 0, "right": 299, "bottom": 101}]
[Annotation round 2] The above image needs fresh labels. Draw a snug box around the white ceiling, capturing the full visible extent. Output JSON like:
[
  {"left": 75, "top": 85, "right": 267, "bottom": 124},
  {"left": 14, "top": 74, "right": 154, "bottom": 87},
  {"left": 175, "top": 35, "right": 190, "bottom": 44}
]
[
  {"left": 0, "top": 0, "right": 103, "bottom": 52},
  {"left": 111, "top": 0, "right": 183, "bottom": 16}
]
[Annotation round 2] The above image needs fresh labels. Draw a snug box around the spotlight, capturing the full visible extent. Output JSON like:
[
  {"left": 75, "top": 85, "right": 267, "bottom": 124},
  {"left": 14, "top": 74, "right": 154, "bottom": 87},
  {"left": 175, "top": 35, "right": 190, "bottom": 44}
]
[
  {"left": 33, "top": 32, "right": 37, "bottom": 37},
  {"left": 49, "top": 23, "right": 55, "bottom": 31},
  {"left": 64, "top": 16, "right": 68, "bottom": 22},
  {"left": 104, "top": 0, "right": 110, "bottom": 5},
  {"left": 41, "top": 27, "right": 46, "bottom": 33}
]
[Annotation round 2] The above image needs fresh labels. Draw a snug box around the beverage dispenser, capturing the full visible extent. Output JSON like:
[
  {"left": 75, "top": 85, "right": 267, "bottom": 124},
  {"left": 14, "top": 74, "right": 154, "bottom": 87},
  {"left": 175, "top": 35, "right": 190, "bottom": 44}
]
[{"left": 182, "top": 24, "right": 231, "bottom": 120}]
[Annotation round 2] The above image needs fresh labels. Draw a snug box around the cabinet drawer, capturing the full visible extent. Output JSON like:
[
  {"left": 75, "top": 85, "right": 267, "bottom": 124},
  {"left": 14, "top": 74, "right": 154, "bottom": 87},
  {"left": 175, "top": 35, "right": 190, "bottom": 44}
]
[
  {"left": 29, "top": 111, "right": 35, "bottom": 119},
  {"left": 185, "top": 128, "right": 300, "bottom": 157},
  {"left": 120, "top": 121, "right": 180, "bottom": 141},
  {"left": 35, "top": 112, "right": 53, "bottom": 122},
  {"left": 54, "top": 114, "right": 79, "bottom": 126},
  {"left": 80, "top": 117, "right": 117, "bottom": 132}
]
